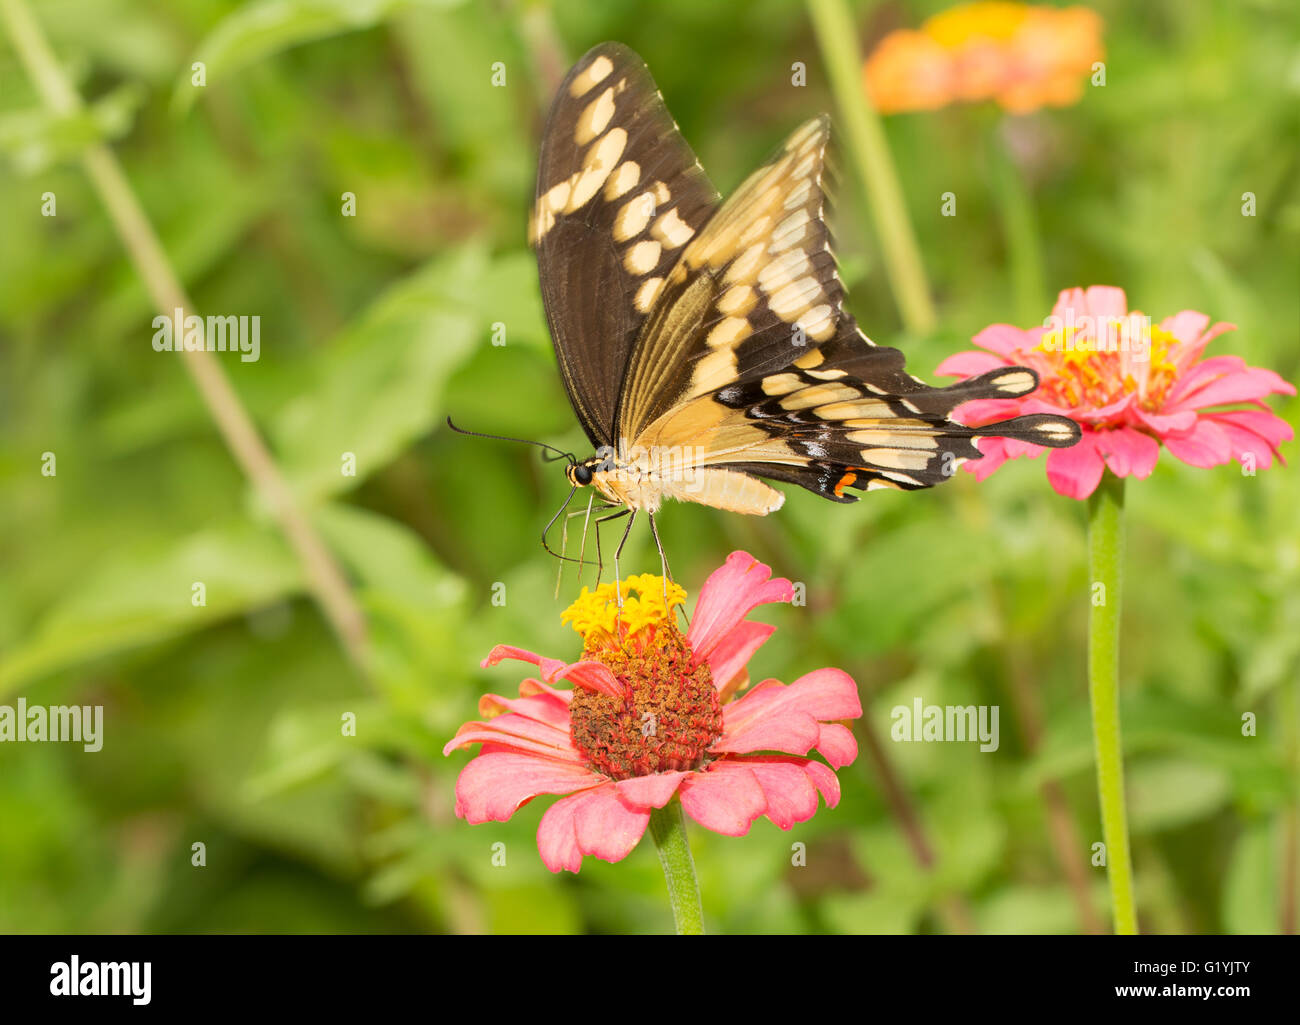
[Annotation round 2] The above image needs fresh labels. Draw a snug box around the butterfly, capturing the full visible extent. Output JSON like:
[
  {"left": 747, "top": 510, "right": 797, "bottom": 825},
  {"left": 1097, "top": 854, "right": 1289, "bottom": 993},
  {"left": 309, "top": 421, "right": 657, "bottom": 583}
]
[{"left": 528, "top": 42, "right": 1080, "bottom": 576}]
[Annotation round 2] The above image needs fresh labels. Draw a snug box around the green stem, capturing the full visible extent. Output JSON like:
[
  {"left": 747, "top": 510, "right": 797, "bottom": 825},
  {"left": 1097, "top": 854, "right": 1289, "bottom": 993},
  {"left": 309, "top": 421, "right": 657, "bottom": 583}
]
[
  {"left": 648, "top": 802, "right": 704, "bottom": 934},
  {"left": 1087, "top": 471, "right": 1138, "bottom": 934},
  {"left": 807, "top": 0, "right": 936, "bottom": 335},
  {"left": 991, "top": 122, "right": 1046, "bottom": 327}
]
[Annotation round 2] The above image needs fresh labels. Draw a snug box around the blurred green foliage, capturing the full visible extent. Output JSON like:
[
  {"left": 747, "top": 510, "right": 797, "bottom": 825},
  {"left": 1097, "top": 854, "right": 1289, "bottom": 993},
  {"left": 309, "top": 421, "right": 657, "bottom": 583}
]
[{"left": 1, "top": 0, "right": 1296, "bottom": 934}]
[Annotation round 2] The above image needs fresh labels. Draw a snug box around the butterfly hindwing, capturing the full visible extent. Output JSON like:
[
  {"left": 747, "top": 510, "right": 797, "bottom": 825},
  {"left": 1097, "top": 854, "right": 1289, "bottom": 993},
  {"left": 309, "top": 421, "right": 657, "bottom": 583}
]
[
  {"left": 636, "top": 316, "right": 1079, "bottom": 500},
  {"left": 532, "top": 42, "right": 720, "bottom": 447}
]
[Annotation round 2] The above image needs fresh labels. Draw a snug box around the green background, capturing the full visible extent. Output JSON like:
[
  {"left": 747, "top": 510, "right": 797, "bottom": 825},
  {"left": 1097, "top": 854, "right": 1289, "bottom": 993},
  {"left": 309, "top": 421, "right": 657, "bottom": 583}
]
[{"left": 1, "top": 0, "right": 1296, "bottom": 934}]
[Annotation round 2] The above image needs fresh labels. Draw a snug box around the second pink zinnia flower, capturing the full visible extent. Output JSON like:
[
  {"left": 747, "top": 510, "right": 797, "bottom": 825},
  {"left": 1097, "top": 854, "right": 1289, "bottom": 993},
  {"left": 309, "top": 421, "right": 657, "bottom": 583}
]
[
  {"left": 443, "top": 552, "right": 861, "bottom": 873},
  {"left": 936, "top": 285, "right": 1295, "bottom": 499}
]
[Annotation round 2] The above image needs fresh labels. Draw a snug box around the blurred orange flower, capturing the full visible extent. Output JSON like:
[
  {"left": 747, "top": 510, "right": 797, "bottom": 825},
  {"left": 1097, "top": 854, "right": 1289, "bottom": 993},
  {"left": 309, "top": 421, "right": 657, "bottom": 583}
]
[{"left": 864, "top": 2, "right": 1104, "bottom": 114}]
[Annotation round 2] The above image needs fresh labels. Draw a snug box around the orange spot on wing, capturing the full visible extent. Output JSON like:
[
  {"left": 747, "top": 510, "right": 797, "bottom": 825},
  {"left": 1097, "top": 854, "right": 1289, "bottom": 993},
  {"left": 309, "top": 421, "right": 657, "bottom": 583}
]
[{"left": 833, "top": 471, "right": 858, "bottom": 497}]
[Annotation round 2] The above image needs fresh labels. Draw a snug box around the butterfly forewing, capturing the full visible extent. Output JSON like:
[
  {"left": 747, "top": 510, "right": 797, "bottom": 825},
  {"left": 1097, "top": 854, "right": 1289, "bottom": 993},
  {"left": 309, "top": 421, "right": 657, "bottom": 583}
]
[
  {"left": 616, "top": 117, "right": 845, "bottom": 441},
  {"left": 532, "top": 42, "right": 720, "bottom": 447}
]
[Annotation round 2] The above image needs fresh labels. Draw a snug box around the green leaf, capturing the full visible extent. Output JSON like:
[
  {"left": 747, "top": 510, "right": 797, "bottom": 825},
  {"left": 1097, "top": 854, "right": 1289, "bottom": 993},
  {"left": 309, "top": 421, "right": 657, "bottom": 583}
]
[
  {"left": 172, "top": 0, "right": 466, "bottom": 114},
  {"left": 1222, "top": 819, "right": 1284, "bottom": 934},
  {"left": 269, "top": 245, "right": 486, "bottom": 504},
  {"left": 0, "top": 523, "right": 300, "bottom": 695},
  {"left": 1127, "top": 757, "right": 1232, "bottom": 833}
]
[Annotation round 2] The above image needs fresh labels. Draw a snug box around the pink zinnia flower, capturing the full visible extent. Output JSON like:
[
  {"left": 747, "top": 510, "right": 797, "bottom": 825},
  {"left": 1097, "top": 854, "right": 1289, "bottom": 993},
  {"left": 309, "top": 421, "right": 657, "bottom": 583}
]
[
  {"left": 936, "top": 286, "right": 1295, "bottom": 499},
  {"left": 443, "top": 553, "right": 861, "bottom": 873}
]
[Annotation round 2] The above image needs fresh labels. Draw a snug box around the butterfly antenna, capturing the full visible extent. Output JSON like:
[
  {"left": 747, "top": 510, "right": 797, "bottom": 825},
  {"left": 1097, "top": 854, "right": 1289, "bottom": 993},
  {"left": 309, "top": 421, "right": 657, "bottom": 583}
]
[{"left": 445, "top": 416, "right": 575, "bottom": 464}]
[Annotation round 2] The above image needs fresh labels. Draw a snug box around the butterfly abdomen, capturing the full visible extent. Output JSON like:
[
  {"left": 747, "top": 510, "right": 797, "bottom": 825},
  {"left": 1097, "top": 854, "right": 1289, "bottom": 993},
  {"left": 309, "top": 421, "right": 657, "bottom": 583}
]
[{"left": 588, "top": 448, "right": 784, "bottom": 515}]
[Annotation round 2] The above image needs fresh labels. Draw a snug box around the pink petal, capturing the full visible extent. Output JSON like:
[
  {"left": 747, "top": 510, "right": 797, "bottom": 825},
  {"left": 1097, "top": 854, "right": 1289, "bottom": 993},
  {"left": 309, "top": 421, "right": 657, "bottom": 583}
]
[
  {"left": 687, "top": 551, "right": 792, "bottom": 668},
  {"left": 802, "top": 759, "right": 841, "bottom": 808},
  {"left": 736, "top": 756, "right": 845, "bottom": 825},
  {"left": 935, "top": 350, "right": 1010, "bottom": 377},
  {"left": 1162, "top": 417, "right": 1234, "bottom": 468},
  {"left": 481, "top": 644, "right": 567, "bottom": 680},
  {"left": 443, "top": 711, "right": 581, "bottom": 761},
  {"left": 1204, "top": 409, "right": 1294, "bottom": 470},
  {"left": 735, "top": 758, "right": 820, "bottom": 830},
  {"left": 1050, "top": 286, "right": 1089, "bottom": 323},
  {"left": 1094, "top": 426, "right": 1160, "bottom": 479},
  {"left": 1074, "top": 392, "right": 1136, "bottom": 425},
  {"left": 1130, "top": 406, "right": 1197, "bottom": 435},
  {"left": 714, "top": 699, "right": 820, "bottom": 757},
  {"left": 1045, "top": 432, "right": 1106, "bottom": 499},
  {"left": 970, "top": 323, "right": 1035, "bottom": 358},
  {"left": 949, "top": 397, "right": 1035, "bottom": 425},
  {"left": 1168, "top": 365, "right": 1296, "bottom": 413},
  {"left": 723, "top": 669, "right": 861, "bottom": 734},
  {"left": 482, "top": 644, "right": 623, "bottom": 698},
  {"left": 520, "top": 678, "right": 574, "bottom": 704},
  {"left": 1161, "top": 312, "right": 1235, "bottom": 369},
  {"left": 1081, "top": 285, "right": 1129, "bottom": 321},
  {"left": 964, "top": 436, "right": 1015, "bottom": 480},
  {"left": 536, "top": 794, "right": 585, "bottom": 873},
  {"left": 1160, "top": 309, "right": 1210, "bottom": 347},
  {"left": 614, "top": 771, "right": 691, "bottom": 809},
  {"left": 716, "top": 669, "right": 862, "bottom": 758},
  {"left": 537, "top": 784, "right": 650, "bottom": 873},
  {"left": 476, "top": 689, "right": 571, "bottom": 731},
  {"left": 813, "top": 723, "right": 859, "bottom": 769},
  {"left": 1165, "top": 355, "right": 1246, "bottom": 404},
  {"left": 453, "top": 751, "right": 603, "bottom": 823},
  {"left": 706, "top": 620, "right": 775, "bottom": 697},
  {"left": 678, "top": 762, "right": 767, "bottom": 836}
]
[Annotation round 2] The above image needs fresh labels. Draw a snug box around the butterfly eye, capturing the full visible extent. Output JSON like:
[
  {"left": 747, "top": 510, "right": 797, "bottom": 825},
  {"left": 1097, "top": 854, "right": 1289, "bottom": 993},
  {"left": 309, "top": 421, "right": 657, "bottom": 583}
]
[{"left": 574, "top": 464, "right": 594, "bottom": 485}]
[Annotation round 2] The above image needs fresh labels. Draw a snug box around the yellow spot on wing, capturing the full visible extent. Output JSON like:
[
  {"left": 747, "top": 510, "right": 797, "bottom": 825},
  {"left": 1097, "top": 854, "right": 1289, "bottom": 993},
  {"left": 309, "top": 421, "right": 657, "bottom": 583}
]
[
  {"left": 575, "top": 87, "right": 616, "bottom": 145},
  {"left": 569, "top": 54, "right": 614, "bottom": 97},
  {"left": 635, "top": 277, "right": 664, "bottom": 313},
  {"left": 769, "top": 276, "right": 821, "bottom": 319},
  {"left": 761, "top": 373, "right": 804, "bottom": 396},
  {"left": 706, "top": 316, "right": 752, "bottom": 348},
  {"left": 651, "top": 208, "right": 694, "bottom": 249},
  {"left": 566, "top": 128, "right": 628, "bottom": 211},
  {"left": 605, "top": 161, "right": 641, "bottom": 200},
  {"left": 625, "top": 239, "right": 662, "bottom": 274},
  {"left": 717, "top": 285, "right": 757, "bottom": 316},
  {"left": 614, "top": 193, "right": 655, "bottom": 241},
  {"left": 780, "top": 383, "right": 859, "bottom": 410}
]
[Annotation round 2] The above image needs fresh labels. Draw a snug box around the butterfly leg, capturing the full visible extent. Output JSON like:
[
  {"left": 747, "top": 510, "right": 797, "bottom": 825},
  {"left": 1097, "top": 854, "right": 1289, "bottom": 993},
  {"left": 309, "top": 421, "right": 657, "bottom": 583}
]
[
  {"left": 590, "top": 507, "right": 630, "bottom": 592},
  {"left": 647, "top": 512, "right": 677, "bottom": 618},
  {"left": 612, "top": 509, "right": 637, "bottom": 614},
  {"left": 555, "top": 501, "right": 596, "bottom": 598},
  {"left": 573, "top": 492, "right": 596, "bottom": 590}
]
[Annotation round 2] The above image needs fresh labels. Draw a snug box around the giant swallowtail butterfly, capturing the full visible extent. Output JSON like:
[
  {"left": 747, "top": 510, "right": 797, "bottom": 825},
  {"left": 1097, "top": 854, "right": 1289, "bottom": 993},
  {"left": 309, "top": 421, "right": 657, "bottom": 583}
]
[{"left": 529, "top": 42, "right": 1079, "bottom": 564}]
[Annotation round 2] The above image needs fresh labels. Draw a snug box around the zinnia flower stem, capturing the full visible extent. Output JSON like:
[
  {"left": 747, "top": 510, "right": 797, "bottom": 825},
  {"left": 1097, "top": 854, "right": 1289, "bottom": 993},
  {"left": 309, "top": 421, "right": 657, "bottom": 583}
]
[
  {"left": 648, "top": 802, "right": 705, "bottom": 935},
  {"left": 806, "top": 0, "right": 937, "bottom": 335},
  {"left": 1087, "top": 470, "right": 1138, "bottom": 934},
  {"left": 991, "top": 122, "right": 1046, "bottom": 327}
]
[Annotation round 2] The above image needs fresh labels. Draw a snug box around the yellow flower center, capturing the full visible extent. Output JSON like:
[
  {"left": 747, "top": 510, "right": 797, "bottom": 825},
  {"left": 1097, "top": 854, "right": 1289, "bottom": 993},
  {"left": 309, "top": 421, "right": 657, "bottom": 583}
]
[
  {"left": 924, "top": 2, "right": 1030, "bottom": 45},
  {"left": 1032, "top": 321, "right": 1183, "bottom": 412},
  {"left": 560, "top": 574, "right": 687, "bottom": 654}
]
